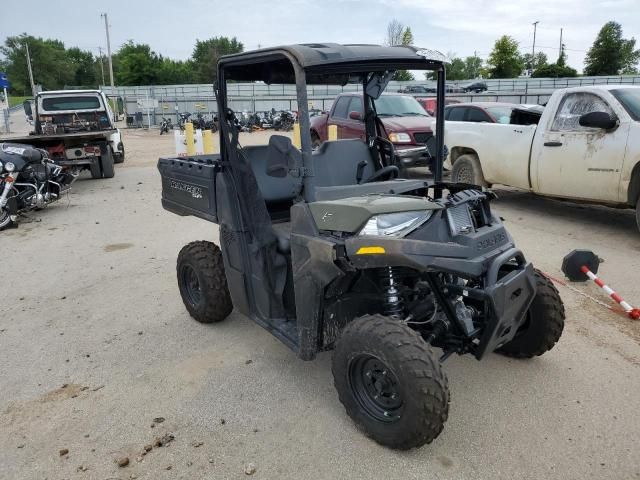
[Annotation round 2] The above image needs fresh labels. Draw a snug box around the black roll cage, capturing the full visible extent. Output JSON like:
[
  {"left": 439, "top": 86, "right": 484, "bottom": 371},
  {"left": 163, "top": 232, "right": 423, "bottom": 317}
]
[{"left": 215, "top": 44, "right": 447, "bottom": 198}]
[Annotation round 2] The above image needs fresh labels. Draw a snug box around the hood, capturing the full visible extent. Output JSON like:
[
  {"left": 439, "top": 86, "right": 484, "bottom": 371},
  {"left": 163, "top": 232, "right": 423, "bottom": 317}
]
[
  {"left": 381, "top": 116, "right": 433, "bottom": 132},
  {"left": 309, "top": 195, "right": 442, "bottom": 233}
]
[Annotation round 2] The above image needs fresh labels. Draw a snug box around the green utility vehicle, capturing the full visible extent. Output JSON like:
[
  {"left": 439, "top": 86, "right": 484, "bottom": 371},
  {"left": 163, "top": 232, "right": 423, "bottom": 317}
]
[{"left": 158, "top": 44, "right": 564, "bottom": 449}]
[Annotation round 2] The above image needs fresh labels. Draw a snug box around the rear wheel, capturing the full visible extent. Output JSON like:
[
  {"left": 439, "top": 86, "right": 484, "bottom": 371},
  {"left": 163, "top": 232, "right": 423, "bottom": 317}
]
[
  {"left": 451, "top": 153, "right": 487, "bottom": 187},
  {"left": 100, "top": 146, "right": 115, "bottom": 178},
  {"left": 497, "top": 269, "right": 565, "bottom": 358},
  {"left": 311, "top": 131, "right": 322, "bottom": 150},
  {"left": 332, "top": 314, "right": 449, "bottom": 449},
  {"left": 89, "top": 160, "right": 102, "bottom": 179},
  {"left": 177, "top": 241, "right": 232, "bottom": 323}
]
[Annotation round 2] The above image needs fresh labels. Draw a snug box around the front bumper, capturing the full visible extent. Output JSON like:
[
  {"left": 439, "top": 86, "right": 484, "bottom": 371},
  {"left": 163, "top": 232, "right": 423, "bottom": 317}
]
[
  {"left": 344, "top": 235, "right": 537, "bottom": 359},
  {"left": 395, "top": 145, "right": 431, "bottom": 167}
]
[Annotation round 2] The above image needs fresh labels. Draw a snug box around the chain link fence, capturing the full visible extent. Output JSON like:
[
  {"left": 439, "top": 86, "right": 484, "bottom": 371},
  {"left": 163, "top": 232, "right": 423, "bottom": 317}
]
[{"left": 100, "top": 74, "right": 640, "bottom": 127}]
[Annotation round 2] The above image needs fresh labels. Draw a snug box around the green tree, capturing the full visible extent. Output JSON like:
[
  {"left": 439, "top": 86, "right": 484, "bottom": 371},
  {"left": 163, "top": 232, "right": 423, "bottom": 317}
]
[
  {"left": 446, "top": 56, "right": 467, "bottom": 80},
  {"left": 463, "top": 55, "right": 483, "bottom": 79},
  {"left": 584, "top": 21, "right": 640, "bottom": 75},
  {"left": 487, "top": 36, "right": 524, "bottom": 79},
  {"left": 386, "top": 21, "right": 414, "bottom": 81},
  {"left": 531, "top": 63, "right": 578, "bottom": 78},
  {"left": 66, "top": 47, "right": 97, "bottom": 88},
  {"left": 113, "top": 41, "right": 161, "bottom": 85},
  {"left": 191, "top": 37, "right": 243, "bottom": 83},
  {"left": 522, "top": 52, "right": 548, "bottom": 72},
  {"left": 157, "top": 57, "right": 194, "bottom": 85},
  {"left": 0, "top": 34, "right": 74, "bottom": 93}
]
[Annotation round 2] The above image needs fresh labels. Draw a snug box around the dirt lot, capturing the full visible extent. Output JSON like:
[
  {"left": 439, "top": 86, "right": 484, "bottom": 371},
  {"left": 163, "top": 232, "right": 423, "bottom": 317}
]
[{"left": 1, "top": 128, "right": 639, "bottom": 480}]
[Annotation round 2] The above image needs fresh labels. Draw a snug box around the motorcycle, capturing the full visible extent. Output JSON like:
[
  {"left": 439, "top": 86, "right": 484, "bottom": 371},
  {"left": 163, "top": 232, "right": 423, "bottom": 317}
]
[
  {"left": 160, "top": 117, "right": 173, "bottom": 135},
  {"left": 0, "top": 143, "right": 78, "bottom": 230},
  {"left": 178, "top": 112, "right": 191, "bottom": 131},
  {"left": 273, "top": 110, "right": 296, "bottom": 131}
]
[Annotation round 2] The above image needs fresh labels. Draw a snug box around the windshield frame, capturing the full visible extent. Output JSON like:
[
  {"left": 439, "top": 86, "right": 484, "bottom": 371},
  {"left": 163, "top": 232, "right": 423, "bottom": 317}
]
[{"left": 611, "top": 88, "right": 640, "bottom": 121}]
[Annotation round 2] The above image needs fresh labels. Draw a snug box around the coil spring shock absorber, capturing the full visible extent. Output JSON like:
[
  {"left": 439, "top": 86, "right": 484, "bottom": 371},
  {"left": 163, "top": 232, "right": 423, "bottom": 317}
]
[{"left": 380, "top": 267, "right": 404, "bottom": 317}]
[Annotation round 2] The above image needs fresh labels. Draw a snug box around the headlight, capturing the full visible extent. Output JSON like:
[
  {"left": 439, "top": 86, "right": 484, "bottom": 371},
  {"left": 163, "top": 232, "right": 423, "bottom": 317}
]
[
  {"left": 359, "top": 210, "right": 433, "bottom": 237},
  {"left": 4, "top": 162, "right": 15, "bottom": 172},
  {"left": 388, "top": 132, "right": 412, "bottom": 143}
]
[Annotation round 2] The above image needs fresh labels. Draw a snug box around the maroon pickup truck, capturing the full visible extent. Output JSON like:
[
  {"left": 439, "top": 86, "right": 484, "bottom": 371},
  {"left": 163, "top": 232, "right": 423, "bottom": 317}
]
[{"left": 309, "top": 93, "right": 435, "bottom": 168}]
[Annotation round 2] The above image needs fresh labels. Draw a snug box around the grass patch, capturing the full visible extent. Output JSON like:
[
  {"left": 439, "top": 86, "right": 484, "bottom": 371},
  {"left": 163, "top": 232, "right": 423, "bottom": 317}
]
[{"left": 8, "top": 96, "right": 29, "bottom": 108}]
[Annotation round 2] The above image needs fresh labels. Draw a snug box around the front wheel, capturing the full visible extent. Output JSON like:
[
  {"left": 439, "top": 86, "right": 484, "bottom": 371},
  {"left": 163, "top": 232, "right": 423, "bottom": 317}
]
[
  {"left": 497, "top": 269, "right": 565, "bottom": 358},
  {"left": 451, "top": 154, "right": 487, "bottom": 187},
  {"left": 332, "top": 315, "right": 449, "bottom": 450},
  {"left": 177, "top": 241, "right": 233, "bottom": 324}
]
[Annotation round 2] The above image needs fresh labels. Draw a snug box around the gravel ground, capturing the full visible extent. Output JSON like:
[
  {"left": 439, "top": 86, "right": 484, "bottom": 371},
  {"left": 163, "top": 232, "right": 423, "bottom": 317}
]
[{"left": 1, "top": 128, "right": 639, "bottom": 480}]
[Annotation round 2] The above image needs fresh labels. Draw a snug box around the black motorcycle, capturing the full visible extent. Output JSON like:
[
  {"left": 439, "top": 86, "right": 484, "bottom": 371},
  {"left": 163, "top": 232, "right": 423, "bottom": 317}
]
[
  {"left": 0, "top": 143, "right": 78, "bottom": 230},
  {"left": 160, "top": 117, "right": 173, "bottom": 135},
  {"left": 178, "top": 112, "right": 191, "bottom": 131}
]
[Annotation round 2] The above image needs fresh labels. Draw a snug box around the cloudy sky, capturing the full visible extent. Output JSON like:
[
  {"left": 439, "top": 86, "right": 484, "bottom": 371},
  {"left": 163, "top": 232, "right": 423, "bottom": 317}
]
[{"left": 1, "top": 0, "right": 639, "bottom": 73}]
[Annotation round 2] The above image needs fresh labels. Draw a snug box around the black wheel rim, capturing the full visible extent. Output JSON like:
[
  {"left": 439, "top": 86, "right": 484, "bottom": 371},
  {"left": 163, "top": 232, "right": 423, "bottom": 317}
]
[
  {"left": 181, "top": 264, "right": 202, "bottom": 307},
  {"left": 348, "top": 354, "right": 403, "bottom": 423}
]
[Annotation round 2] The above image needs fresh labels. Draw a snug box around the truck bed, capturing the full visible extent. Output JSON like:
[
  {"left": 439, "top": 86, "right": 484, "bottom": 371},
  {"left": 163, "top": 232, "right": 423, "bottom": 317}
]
[{"left": 0, "top": 129, "right": 117, "bottom": 144}]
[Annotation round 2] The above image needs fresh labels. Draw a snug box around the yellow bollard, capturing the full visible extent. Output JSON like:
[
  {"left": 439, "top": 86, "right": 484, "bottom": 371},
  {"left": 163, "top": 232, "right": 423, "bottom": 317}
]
[
  {"left": 328, "top": 124, "right": 338, "bottom": 141},
  {"left": 203, "top": 129, "right": 214, "bottom": 154},
  {"left": 185, "top": 122, "right": 196, "bottom": 156},
  {"left": 292, "top": 123, "right": 301, "bottom": 149}
]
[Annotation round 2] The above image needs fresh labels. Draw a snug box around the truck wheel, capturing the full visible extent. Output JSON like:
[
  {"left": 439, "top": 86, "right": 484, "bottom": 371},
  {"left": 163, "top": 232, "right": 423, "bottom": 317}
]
[
  {"left": 114, "top": 143, "right": 125, "bottom": 164},
  {"left": 332, "top": 314, "right": 449, "bottom": 450},
  {"left": 451, "top": 154, "right": 487, "bottom": 187},
  {"left": 100, "top": 146, "right": 115, "bottom": 178},
  {"left": 497, "top": 269, "right": 565, "bottom": 358},
  {"left": 635, "top": 197, "right": 640, "bottom": 233},
  {"left": 89, "top": 160, "right": 102, "bottom": 179},
  {"left": 176, "top": 241, "right": 233, "bottom": 324}
]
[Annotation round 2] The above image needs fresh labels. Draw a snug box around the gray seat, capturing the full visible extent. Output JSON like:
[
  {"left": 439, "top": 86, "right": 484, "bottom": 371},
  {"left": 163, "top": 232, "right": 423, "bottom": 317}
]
[
  {"left": 242, "top": 142, "right": 302, "bottom": 204},
  {"left": 311, "top": 139, "right": 376, "bottom": 188}
]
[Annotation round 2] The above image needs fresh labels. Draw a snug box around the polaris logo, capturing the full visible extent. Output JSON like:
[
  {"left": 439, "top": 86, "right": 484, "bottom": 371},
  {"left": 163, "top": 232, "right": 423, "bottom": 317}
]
[
  {"left": 170, "top": 180, "right": 203, "bottom": 199},
  {"left": 477, "top": 233, "right": 506, "bottom": 250}
]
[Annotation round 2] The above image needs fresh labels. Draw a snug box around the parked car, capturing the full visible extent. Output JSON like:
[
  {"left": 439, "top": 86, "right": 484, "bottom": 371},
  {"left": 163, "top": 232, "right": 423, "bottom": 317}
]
[
  {"left": 416, "top": 98, "right": 461, "bottom": 116},
  {"left": 462, "top": 81, "right": 488, "bottom": 93},
  {"left": 397, "top": 85, "right": 436, "bottom": 94},
  {"left": 445, "top": 83, "right": 465, "bottom": 93},
  {"left": 309, "top": 93, "right": 435, "bottom": 167},
  {"left": 444, "top": 86, "right": 640, "bottom": 231},
  {"left": 444, "top": 102, "right": 523, "bottom": 124}
]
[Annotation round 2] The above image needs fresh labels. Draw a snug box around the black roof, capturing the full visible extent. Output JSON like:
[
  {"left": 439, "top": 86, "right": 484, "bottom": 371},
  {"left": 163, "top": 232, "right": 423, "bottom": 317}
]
[{"left": 219, "top": 43, "right": 446, "bottom": 84}]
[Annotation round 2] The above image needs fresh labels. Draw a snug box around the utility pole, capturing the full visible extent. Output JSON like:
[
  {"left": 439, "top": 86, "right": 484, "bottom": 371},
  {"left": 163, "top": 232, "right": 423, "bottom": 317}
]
[
  {"left": 559, "top": 28, "right": 564, "bottom": 63},
  {"left": 101, "top": 13, "right": 115, "bottom": 88},
  {"left": 531, "top": 20, "right": 540, "bottom": 73},
  {"left": 97, "top": 46, "right": 106, "bottom": 86},
  {"left": 25, "top": 41, "right": 36, "bottom": 97}
]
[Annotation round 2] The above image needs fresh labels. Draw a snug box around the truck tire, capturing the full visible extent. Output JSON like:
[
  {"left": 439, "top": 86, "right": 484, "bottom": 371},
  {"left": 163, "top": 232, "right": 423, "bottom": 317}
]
[
  {"left": 332, "top": 314, "right": 449, "bottom": 450},
  {"left": 311, "top": 131, "right": 322, "bottom": 150},
  {"left": 114, "top": 143, "right": 125, "bottom": 164},
  {"left": 451, "top": 154, "right": 487, "bottom": 187},
  {"left": 176, "top": 241, "right": 233, "bottom": 324},
  {"left": 497, "top": 269, "right": 565, "bottom": 358},
  {"left": 636, "top": 197, "right": 640, "bottom": 233},
  {"left": 100, "top": 146, "right": 115, "bottom": 178},
  {"left": 89, "top": 160, "right": 102, "bottom": 179}
]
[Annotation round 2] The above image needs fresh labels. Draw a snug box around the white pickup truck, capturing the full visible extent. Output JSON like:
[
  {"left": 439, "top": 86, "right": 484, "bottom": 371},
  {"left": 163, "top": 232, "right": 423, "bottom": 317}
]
[{"left": 445, "top": 86, "right": 640, "bottom": 231}]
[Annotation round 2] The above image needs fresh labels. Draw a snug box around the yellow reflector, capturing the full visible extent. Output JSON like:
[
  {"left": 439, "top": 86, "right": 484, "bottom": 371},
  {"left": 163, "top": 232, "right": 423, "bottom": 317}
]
[{"left": 356, "top": 246, "right": 386, "bottom": 255}]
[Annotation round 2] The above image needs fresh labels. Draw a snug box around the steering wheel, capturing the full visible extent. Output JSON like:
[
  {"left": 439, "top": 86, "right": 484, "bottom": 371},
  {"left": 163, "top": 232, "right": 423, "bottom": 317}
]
[
  {"left": 375, "top": 136, "right": 396, "bottom": 166},
  {"left": 360, "top": 165, "right": 400, "bottom": 184}
]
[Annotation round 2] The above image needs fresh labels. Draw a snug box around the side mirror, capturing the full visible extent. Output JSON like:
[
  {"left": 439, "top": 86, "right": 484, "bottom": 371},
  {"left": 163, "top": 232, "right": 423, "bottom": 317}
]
[
  {"left": 348, "top": 111, "right": 362, "bottom": 121},
  {"left": 23, "top": 100, "right": 32, "bottom": 117},
  {"left": 579, "top": 111, "right": 617, "bottom": 130}
]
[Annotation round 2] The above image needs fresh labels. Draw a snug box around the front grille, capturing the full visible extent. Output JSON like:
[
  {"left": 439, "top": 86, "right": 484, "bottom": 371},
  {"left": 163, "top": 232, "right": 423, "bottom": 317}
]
[
  {"left": 447, "top": 204, "right": 475, "bottom": 236},
  {"left": 413, "top": 131, "right": 433, "bottom": 144}
]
